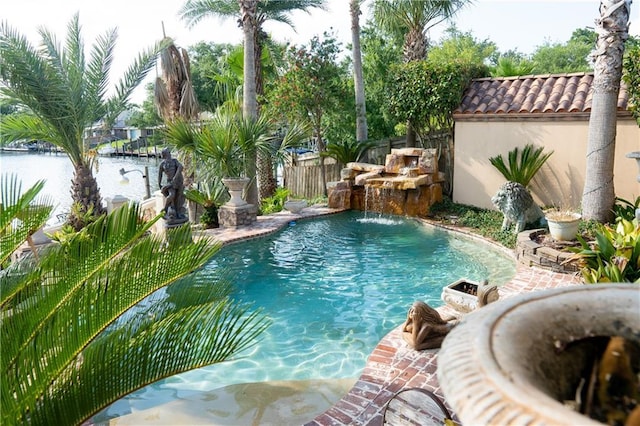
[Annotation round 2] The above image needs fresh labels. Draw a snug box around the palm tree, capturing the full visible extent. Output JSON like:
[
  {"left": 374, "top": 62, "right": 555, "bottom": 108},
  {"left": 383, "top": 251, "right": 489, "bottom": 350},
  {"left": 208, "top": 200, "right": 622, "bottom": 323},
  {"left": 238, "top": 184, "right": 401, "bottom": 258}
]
[
  {"left": 0, "top": 174, "right": 269, "bottom": 426},
  {"left": 238, "top": 0, "right": 260, "bottom": 206},
  {"left": 179, "top": 0, "right": 327, "bottom": 203},
  {"left": 154, "top": 35, "right": 199, "bottom": 188},
  {"left": 372, "top": 0, "right": 471, "bottom": 147},
  {"left": 351, "top": 0, "right": 368, "bottom": 146},
  {"left": 582, "top": 0, "right": 632, "bottom": 222},
  {"left": 0, "top": 14, "right": 165, "bottom": 230}
]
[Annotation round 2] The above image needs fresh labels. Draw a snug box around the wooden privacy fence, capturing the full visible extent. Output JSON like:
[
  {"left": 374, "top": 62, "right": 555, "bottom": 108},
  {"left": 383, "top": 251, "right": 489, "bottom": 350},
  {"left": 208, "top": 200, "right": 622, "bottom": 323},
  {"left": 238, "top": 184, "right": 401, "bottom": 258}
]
[{"left": 283, "top": 160, "right": 341, "bottom": 199}]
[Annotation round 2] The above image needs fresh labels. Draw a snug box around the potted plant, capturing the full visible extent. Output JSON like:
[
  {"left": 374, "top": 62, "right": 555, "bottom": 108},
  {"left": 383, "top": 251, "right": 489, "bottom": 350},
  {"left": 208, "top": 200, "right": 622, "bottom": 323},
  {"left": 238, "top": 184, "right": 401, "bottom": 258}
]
[
  {"left": 165, "top": 112, "right": 310, "bottom": 208},
  {"left": 545, "top": 208, "right": 582, "bottom": 241}
]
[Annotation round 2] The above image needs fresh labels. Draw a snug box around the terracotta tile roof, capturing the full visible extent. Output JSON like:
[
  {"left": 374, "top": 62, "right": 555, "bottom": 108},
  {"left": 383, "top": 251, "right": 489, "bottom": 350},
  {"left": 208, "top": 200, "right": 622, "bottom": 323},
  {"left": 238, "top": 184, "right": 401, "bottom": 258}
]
[{"left": 455, "top": 72, "right": 630, "bottom": 115}]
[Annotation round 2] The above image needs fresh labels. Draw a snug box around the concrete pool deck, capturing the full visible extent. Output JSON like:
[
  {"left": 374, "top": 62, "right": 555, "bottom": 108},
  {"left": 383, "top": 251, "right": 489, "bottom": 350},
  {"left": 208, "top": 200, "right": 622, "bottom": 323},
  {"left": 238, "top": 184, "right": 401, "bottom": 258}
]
[{"left": 109, "top": 205, "right": 582, "bottom": 425}]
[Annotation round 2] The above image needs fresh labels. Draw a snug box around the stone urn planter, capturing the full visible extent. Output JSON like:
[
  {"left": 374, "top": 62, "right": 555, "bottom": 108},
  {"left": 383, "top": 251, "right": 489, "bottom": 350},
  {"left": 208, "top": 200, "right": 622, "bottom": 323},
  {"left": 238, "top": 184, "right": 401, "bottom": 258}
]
[
  {"left": 441, "top": 278, "right": 500, "bottom": 313},
  {"left": 221, "top": 177, "right": 249, "bottom": 207},
  {"left": 545, "top": 210, "right": 581, "bottom": 241},
  {"left": 284, "top": 199, "right": 307, "bottom": 214},
  {"left": 440, "top": 279, "right": 481, "bottom": 313},
  {"left": 437, "top": 284, "right": 640, "bottom": 426}
]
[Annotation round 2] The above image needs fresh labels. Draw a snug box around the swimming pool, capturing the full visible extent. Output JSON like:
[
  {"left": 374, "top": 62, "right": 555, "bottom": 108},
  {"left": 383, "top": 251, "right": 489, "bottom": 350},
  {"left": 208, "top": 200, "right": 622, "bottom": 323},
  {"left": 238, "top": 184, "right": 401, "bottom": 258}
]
[{"left": 100, "top": 211, "right": 515, "bottom": 418}]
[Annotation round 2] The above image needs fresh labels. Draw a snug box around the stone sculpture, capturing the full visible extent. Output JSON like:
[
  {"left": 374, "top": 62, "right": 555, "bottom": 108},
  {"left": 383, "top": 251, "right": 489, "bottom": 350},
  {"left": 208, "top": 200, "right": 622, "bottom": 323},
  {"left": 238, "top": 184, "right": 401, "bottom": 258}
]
[
  {"left": 401, "top": 301, "right": 459, "bottom": 350},
  {"left": 158, "top": 148, "right": 187, "bottom": 223},
  {"left": 491, "top": 181, "right": 545, "bottom": 234},
  {"left": 476, "top": 279, "right": 500, "bottom": 308}
]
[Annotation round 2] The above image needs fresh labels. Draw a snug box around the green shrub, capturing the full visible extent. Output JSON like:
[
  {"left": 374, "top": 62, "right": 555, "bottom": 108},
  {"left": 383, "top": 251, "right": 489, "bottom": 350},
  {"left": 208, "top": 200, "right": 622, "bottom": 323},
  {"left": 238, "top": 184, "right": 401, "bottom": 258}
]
[
  {"left": 429, "top": 198, "right": 517, "bottom": 248},
  {"left": 260, "top": 187, "right": 290, "bottom": 215}
]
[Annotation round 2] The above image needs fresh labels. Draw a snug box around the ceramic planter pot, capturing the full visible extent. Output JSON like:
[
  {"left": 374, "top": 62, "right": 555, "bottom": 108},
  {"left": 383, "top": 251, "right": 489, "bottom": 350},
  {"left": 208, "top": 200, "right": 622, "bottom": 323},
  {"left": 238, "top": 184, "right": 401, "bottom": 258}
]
[
  {"left": 284, "top": 200, "right": 307, "bottom": 214},
  {"left": 437, "top": 284, "right": 640, "bottom": 426},
  {"left": 440, "top": 279, "right": 480, "bottom": 313},
  {"left": 546, "top": 212, "right": 581, "bottom": 241},
  {"left": 222, "top": 177, "right": 249, "bottom": 207}
]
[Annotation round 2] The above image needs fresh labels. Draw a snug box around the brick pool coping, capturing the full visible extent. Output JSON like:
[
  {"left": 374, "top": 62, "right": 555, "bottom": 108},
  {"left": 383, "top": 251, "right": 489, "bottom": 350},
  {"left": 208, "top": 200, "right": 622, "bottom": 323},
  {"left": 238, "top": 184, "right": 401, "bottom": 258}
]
[{"left": 197, "top": 206, "right": 583, "bottom": 426}]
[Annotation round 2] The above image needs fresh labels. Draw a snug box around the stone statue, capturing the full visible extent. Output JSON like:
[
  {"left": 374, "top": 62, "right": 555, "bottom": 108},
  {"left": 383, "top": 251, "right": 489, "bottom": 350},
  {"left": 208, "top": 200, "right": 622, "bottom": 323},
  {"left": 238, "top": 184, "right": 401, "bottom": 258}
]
[
  {"left": 401, "top": 301, "right": 459, "bottom": 350},
  {"left": 158, "top": 148, "right": 186, "bottom": 222},
  {"left": 476, "top": 279, "right": 500, "bottom": 308},
  {"left": 491, "top": 181, "right": 545, "bottom": 234}
]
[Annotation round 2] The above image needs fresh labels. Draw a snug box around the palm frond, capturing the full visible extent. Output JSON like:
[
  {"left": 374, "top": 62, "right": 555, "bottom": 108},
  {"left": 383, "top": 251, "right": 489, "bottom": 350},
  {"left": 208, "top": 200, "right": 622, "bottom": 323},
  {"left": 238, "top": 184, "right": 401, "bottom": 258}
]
[
  {"left": 164, "top": 118, "right": 198, "bottom": 153},
  {"left": 154, "top": 76, "right": 171, "bottom": 119},
  {"left": 179, "top": 0, "right": 240, "bottom": 29},
  {"left": 1, "top": 192, "right": 269, "bottom": 425},
  {"left": 489, "top": 144, "right": 554, "bottom": 187},
  {"left": 0, "top": 174, "right": 52, "bottom": 267}
]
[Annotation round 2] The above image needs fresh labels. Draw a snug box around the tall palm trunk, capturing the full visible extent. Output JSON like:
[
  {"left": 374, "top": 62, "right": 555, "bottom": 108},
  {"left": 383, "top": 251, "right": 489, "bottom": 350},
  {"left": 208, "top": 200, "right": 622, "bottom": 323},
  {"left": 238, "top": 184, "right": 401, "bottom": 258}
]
[
  {"left": 255, "top": 27, "right": 277, "bottom": 200},
  {"left": 314, "top": 116, "right": 328, "bottom": 197},
  {"left": 239, "top": 0, "right": 259, "bottom": 206},
  {"left": 582, "top": 0, "right": 631, "bottom": 222},
  {"left": 351, "top": 0, "right": 368, "bottom": 146},
  {"left": 69, "top": 163, "right": 105, "bottom": 230},
  {"left": 403, "top": 28, "right": 427, "bottom": 148}
]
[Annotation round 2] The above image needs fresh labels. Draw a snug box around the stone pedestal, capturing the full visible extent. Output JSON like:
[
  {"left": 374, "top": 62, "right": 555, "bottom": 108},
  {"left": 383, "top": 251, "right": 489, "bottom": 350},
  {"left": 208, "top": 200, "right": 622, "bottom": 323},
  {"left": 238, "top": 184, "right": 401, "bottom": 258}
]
[
  {"left": 161, "top": 216, "right": 190, "bottom": 244},
  {"left": 105, "top": 195, "right": 129, "bottom": 213},
  {"left": 218, "top": 203, "right": 257, "bottom": 228}
]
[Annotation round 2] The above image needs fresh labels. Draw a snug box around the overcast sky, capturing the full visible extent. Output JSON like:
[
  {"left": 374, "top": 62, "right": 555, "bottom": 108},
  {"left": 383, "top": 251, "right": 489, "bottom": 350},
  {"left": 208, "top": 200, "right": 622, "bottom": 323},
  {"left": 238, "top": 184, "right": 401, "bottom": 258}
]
[{"left": 2, "top": 0, "right": 639, "bottom": 103}]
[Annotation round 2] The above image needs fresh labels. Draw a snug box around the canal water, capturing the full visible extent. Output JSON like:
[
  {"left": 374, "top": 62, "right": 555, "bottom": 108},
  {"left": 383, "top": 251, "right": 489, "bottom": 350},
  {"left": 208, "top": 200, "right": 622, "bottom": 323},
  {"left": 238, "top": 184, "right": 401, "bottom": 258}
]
[{"left": 0, "top": 152, "right": 159, "bottom": 224}]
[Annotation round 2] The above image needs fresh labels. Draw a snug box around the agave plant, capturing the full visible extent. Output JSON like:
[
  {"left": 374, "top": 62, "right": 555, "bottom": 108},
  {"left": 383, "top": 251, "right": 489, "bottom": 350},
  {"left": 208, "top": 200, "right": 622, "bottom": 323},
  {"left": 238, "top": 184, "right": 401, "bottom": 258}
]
[
  {"left": 0, "top": 175, "right": 269, "bottom": 425},
  {"left": 489, "top": 144, "right": 553, "bottom": 187}
]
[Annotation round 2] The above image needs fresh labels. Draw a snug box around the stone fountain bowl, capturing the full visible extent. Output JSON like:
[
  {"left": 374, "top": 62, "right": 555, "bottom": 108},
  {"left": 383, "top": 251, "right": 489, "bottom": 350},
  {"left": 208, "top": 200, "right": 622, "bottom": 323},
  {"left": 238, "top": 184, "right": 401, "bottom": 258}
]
[
  {"left": 437, "top": 284, "right": 640, "bottom": 426},
  {"left": 284, "top": 200, "right": 307, "bottom": 214}
]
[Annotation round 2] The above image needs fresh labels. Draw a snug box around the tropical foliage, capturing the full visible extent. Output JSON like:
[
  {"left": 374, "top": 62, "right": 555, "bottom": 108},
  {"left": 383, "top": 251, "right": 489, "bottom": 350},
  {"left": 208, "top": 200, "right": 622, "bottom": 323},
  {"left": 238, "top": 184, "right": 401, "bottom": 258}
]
[
  {"left": 489, "top": 144, "right": 554, "bottom": 187},
  {"left": 372, "top": 0, "right": 471, "bottom": 63},
  {"left": 0, "top": 175, "right": 269, "bottom": 426},
  {"left": 0, "top": 14, "right": 164, "bottom": 230},
  {"left": 164, "top": 111, "right": 309, "bottom": 179},
  {"left": 613, "top": 196, "right": 640, "bottom": 222},
  {"left": 350, "top": 0, "right": 368, "bottom": 143},
  {"left": 570, "top": 218, "right": 640, "bottom": 283},
  {"left": 491, "top": 55, "right": 536, "bottom": 77},
  {"left": 322, "top": 138, "right": 378, "bottom": 166},
  {"left": 260, "top": 186, "right": 291, "bottom": 215}
]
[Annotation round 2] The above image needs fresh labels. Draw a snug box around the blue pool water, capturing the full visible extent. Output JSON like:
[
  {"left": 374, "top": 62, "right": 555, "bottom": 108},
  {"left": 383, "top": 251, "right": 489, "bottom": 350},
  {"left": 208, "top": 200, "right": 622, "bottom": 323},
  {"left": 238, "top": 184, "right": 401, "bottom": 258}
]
[{"left": 103, "top": 211, "right": 515, "bottom": 416}]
